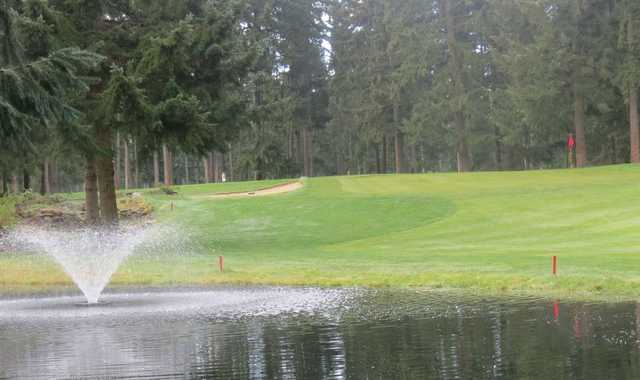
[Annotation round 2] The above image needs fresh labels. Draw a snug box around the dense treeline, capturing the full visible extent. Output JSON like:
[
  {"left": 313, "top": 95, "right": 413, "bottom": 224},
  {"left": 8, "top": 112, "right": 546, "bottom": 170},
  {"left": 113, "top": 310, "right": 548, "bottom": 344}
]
[{"left": 1, "top": 0, "right": 639, "bottom": 223}]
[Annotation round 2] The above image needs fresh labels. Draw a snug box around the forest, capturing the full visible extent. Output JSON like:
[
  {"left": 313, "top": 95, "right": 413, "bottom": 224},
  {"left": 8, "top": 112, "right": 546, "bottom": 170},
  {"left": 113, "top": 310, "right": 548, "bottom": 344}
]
[{"left": 1, "top": 0, "right": 638, "bottom": 224}]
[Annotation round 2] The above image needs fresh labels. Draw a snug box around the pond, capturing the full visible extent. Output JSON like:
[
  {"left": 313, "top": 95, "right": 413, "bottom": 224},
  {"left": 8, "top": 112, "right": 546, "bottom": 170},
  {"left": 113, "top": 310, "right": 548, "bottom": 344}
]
[{"left": 0, "top": 287, "right": 639, "bottom": 379}]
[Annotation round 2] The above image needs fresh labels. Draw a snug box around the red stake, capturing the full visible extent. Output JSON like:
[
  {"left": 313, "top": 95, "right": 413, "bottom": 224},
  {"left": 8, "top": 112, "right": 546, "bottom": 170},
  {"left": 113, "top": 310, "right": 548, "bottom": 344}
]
[
  {"left": 552, "top": 255, "right": 558, "bottom": 276},
  {"left": 219, "top": 255, "right": 224, "bottom": 273}
]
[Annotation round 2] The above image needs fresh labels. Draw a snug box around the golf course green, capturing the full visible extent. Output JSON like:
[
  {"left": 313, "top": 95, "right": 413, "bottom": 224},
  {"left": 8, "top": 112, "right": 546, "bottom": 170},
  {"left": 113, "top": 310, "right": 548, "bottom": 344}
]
[{"left": 4, "top": 164, "right": 640, "bottom": 300}]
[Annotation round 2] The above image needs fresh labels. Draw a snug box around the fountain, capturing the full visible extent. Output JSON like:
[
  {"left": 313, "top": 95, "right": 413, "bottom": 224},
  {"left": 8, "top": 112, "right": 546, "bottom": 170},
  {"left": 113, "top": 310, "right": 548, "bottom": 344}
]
[{"left": 11, "top": 225, "right": 160, "bottom": 304}]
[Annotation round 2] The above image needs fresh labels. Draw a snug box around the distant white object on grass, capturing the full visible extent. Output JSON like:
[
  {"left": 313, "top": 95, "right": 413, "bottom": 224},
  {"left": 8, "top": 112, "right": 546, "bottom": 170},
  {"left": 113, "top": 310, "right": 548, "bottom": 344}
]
[{"left": 221, "top": 172, "right": 226, "bottom": 183}]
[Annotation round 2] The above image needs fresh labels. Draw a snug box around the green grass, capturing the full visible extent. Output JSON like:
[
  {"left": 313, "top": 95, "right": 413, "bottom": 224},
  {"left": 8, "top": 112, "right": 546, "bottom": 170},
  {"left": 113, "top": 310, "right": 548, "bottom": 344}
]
[
  {"left": 5, "top": 166, "right": 640, "bottom": 300},
  {"left": 0, "top": 195, "right": 21, "bottom": 227}
]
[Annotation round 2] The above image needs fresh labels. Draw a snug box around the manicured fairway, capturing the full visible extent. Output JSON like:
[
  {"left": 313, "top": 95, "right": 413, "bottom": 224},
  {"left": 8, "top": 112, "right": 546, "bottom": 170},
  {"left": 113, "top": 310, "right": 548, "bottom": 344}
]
[{"left": 4, "top": 165, "right": 640, "bottom": 300}]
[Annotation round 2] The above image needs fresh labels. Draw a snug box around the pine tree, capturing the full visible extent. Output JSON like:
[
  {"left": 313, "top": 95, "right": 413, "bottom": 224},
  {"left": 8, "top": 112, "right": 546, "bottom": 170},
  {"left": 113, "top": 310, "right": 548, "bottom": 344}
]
[{"left": 0, "top": 0, "right": 102, "bottom": 195}]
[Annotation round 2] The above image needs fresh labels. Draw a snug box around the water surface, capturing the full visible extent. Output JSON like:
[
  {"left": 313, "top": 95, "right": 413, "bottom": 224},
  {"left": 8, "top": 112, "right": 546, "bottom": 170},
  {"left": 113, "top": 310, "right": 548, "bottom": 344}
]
[{"left": 1, "top": 288, "right": 639, "bottom": 379}]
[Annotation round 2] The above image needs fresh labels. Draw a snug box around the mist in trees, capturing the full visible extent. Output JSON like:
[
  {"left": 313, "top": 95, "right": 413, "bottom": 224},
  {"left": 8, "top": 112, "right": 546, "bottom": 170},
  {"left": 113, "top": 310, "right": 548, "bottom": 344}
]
[{"left": 1, "top": 0, "right": 639, "bottom": 223}]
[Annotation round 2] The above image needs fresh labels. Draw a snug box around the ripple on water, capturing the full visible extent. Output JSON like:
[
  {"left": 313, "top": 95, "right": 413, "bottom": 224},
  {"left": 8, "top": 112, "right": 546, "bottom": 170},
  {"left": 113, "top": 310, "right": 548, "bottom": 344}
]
[
  {"left": 0, "top": 287, "right": 357, "bottom": 322},
  {"left": 1, "top": 289, "right": 640, "bottom": 379}
]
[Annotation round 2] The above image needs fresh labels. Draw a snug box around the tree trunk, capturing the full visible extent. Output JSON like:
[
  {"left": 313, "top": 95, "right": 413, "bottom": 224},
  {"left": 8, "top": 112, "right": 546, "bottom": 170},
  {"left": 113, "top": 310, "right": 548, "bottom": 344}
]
[
  {"left": 84, "top": 155, "right": 100, "bottom": 224},
  {"left": 303, "top": 128, "right": 313, "bottom": 177},
  {"left": 45, "top": 159, "right": 51, "bottom": 194},
  {"left": 394, "top": 132, "right": 405, "bottom": 174},
  {"left": 454, "top": 109, "right": 472, "bottom": 172},
  {"left": 574, "top": 91, "right": 587, "bottom": 168},
  {"left": 228, "top": 149, "right": 234, "bottom": 181},
  {"left": 382, "top": 136, "right": 388, "bottom": 173},
  {"left": 124, "top": 137, "right": 130, "bottom": 190},
  {"left": 39, "top": 169, "right": 44, "bottom": 195},
  {"left": 494, "top": 126, "right": 503, "bottom": 170},
  {"left": 153, "top": 150, "right": 160, "bottom": 187},
  {"left": 184, "top": 156, "right": 190, "bottom": 185},
  {"left": 11, "top": 174, "right": 18, "bottom": 193},
  {"left": 375, "top": 143, "right": 382, "bottom": 174},
  {"left": 23, "top": 169, "right": 30, "bottom": 191},
  {"left": 203, "top": 156, "right": 210, "bottom": 183},
  {"left": 1, "top": 171, "right": 7, "bottom": 196},
  {"left": 212, "top": 152, "right": 219, "bottom": 183},
  {"left": 96, "top": 124, "right": 118, "bottom": 225},
  {"left": 0, "top": 174, "right": 5, "bottom": 196},
  {"left": 49, "top": 160, "right": 57, "bottom": 193},
  {"left": 287, "top": 128, "right": 294, "bottom": 160},
  {"left": 296, "top": 130, "right": 304, "bottom": 168},
  {"left": 630, "top": 86, "right": 640, "bottom": 163},
  {"left": 114, "top": 132, "right": 121, "bottom": 189},
  {"left": 133, "top": 138, "right": 139, "bottom": 189},
  {"left": 393, "top": 101, "right": 405, "bottom": 174},
  {"left": 308, "top": 128, "right": 314, "bottom": 176},
  {"left": 442, "top": 0, "right": 472, "bottom": 172},
  {"left": 163, "top": 144, "right": 173, "bottom": 186}
]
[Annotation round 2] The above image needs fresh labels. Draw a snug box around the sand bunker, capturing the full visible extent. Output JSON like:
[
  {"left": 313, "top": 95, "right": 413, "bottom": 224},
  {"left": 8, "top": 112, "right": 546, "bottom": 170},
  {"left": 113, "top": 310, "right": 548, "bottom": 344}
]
[{"left": 209, "top": 182, "right": 303, "bottom": 199}]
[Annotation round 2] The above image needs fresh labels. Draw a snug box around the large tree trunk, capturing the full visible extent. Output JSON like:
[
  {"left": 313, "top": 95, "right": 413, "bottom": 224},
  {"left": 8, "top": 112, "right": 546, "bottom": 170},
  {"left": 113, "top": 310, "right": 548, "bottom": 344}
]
[
  {"left": 153, "top": 150, "right": 160, "bottom": 187},
  {"left": 163, "top": 144, "right": 173, "bottom": 186},
  {"left": 442, "top": 0, "right": 472, "bottom": 172},
  {"left": 124, "top": 137, "right": 130, "bottom": 190},
  {"left": 574, "top": 91, "right": 587, "bottom": 168},
  {"left": 84, "top": 155, "right": 100, "bottom": 224},
  {"left": 96, "top": 124, "right": 118, "bottom": 225},
  {"left": 630, "top": 86, "right": 640, "bottom": 163}
]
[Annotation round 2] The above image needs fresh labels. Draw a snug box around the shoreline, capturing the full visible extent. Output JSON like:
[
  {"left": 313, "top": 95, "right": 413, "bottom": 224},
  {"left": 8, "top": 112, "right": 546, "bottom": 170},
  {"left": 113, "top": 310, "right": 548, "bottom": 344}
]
[{"left": 1, "top": 271, "right": 638, "bottom": 303}]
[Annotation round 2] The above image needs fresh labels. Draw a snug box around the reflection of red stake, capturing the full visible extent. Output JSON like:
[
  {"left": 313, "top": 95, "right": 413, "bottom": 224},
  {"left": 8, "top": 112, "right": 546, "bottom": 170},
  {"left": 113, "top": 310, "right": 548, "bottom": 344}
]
[
  {"left": 552, "top": 256, "right": 558, "bottom": 276},
  {"left": 553, "top": 300, "right": 560, "bottom": 322},
  {"left": 219, "top": 256, "right": 224, "bottom": 273}
]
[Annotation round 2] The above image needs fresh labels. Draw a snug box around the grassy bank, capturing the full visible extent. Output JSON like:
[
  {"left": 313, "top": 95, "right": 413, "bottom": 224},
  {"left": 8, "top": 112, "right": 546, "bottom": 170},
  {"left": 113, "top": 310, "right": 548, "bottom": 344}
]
[{"left": 4, "top": 166, "right": 640, "bottom": 300}]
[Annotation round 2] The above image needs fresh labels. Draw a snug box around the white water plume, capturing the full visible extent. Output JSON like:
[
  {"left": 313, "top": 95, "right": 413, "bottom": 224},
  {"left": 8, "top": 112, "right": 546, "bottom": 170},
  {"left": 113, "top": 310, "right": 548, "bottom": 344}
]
[{"left": 11, "top": 225, "right": 166, "bottom": 304}]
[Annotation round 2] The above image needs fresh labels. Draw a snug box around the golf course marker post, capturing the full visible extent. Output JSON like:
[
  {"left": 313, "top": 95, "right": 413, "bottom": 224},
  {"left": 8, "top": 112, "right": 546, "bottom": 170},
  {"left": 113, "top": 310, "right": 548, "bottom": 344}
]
[
  {"left": 552, "top": 256, "right": 557, "bottom": 276},
  {"left": 219, "top": 256, "right": 224, "bottom": 273}
]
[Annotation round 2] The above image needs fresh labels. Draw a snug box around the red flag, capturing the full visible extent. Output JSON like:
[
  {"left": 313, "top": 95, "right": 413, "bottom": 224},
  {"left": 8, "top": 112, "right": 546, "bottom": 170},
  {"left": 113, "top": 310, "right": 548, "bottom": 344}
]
[{"left": 568, "top": 135, "right": 576, "bottom": 150}]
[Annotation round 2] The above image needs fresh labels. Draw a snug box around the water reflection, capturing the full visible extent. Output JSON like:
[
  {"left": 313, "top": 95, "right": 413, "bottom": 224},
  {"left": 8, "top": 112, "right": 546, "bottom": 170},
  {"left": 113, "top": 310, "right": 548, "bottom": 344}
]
[{"left": 2, "top": 290, "right": 640, "bottom": 379}]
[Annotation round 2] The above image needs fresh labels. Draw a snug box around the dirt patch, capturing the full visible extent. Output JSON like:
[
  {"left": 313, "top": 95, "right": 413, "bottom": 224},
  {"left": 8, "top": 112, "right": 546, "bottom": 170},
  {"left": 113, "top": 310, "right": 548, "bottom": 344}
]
[
  {"left": 13, "top": 193, "right": 153, "bottom": 228},
  {"left": 209, "top": 182, "right": 304, "bottom": 199}
]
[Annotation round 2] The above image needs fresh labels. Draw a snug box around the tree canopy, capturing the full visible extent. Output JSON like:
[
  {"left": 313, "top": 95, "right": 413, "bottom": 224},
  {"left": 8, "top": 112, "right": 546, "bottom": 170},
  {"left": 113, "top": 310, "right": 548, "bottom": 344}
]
[{"left": 2, "top": 0, "right": 640, "bottom": 221}]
